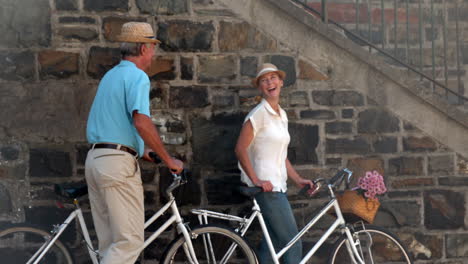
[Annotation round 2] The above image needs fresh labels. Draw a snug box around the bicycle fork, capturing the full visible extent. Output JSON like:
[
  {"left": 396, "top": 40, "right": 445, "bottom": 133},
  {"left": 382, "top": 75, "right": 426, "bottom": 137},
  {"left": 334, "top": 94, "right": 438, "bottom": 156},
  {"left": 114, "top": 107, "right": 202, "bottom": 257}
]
[{"left": 343, "top": 226, "right": 367, "bottom": 264}]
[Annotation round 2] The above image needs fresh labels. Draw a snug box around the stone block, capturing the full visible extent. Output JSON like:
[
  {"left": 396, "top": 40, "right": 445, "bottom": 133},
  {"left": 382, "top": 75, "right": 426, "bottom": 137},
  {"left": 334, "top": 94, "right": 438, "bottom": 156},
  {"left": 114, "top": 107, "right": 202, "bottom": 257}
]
[
  {"left": 358, "top": 109, "right": 400, "bottom": 133},
  {"left": 136, "top": 0, "right": 188, "bottom": 15},
  {"left": 195, "top": 8, "right": 235, "bottom": 17},
  {"left": 0, "top": 146, "right": 20, "bottom": 161},
  {"left": 140, "top": 167, "right": 156, "bottom": 184},
  {"left": 289, "top": 91, "right": 308, "bottom": 107},
  {"left": 391, "top": 178, "right": 434, "bottom": 188},
  {"left": 0, "top": 51, "right": 35, "bottom": 81},
  {"left": 403, "top": 136, "right": 437, "bottom": 152},
  {"left": 446, "top": 233, "right": 468, "bottom": 258},
  {"left": 381, "top": 200, "right": 421, "bottom": 227},
  {"left": 0, "top": 0, "right": 51, "bottom": 47},
  {"left": 102, "top": 17, "right": 146, "bottom": 42},
  {"left": 25, "top": 206, "right": 76, "bottom": 242},
  {"left": 59, "top": 16, "right": 96, "bottom": 24},
  {"left": 169, "top": 86, "right": 209, "bottom": 108},
  {"left": 288, "top": 123, "right": 319, "bottom": 165},
  {"left": 158, "top": 20, "right": 214, "bottom": 52},
  {"left": 325, "top": 121, "right": 352, "bottom": 134},
  {"left": 325, "top": 137, "right": 371, "bottom": 154},
  {"left": 58, "top": 27, "right": 98, "bottom": 42},
  {"left": 326, "top": 158, "right": 342, "bottom": 166},
  {"left": 159, "top": 167, "right": 201, "bottom": 206},
  {"left": 191, "top": 113, "right": 244, "bottom": 167},
  {"left": 75, "top": 144, "right": 88, "bottom": 166},
  {"left": 84, "top": 0, "right": 128, "bottom": 12},
  {"left": 265, "top": 55, "right": 296, "bottom": 87},
  {"left": 313, "top": 90, "right": 364, "bottom": 106},
  {"left": 87, "top": 46, "right": 121, "bottom": 79},
  {"left": 29, "top": 148, "right": 72, "bottom": 178},
  {"left": 300, "top": 110, "right": 336, "bottom": 119},
  {"left": 150, "top": 56, "right": 175, "bottom": 80},
  {"left": 428, "top": 155, "right": 454, "bottom": 175},
  {"left": 457, "top": 154, "right": 468, "bottom": 175},
  {"left": 212, "top": 95, "right": 235, "bottom": 109},
  {"left": 341, "top": 109, "right": 354, "bottom": 118},
  {"left": 39, "top": 50, "right": 79, "bottom": 79},
  {"left": 0, "top": 165, "right": 26, "bottom": 180},
  {"left": 0, "top": 184, "right": 12, "bottom": 214},
  {"left": 55, "top": 0, "right": 78, "bottom": 11},
  {"left": 439, "top": 177, "right": 468, "bottom": 186},
  {"left": 404, "top": 233, "right": 442, "bottom": 260},
  {"left": 388, "top": 156, "right": 424, "bottom": 176},
  {"left": 240, "top": 56, "right": 258, "bottom": 78},
  {"left": 346, "top": 157, "right": 384, "bottom": 185},
  {"left": 298, "top": 60, "right": 329, "bottom": 80},
  {"left": 198, "top": 55, "right": 236, "bottom": 83},
  {"left": 373, "top": 136, "right": 398, "bottom": 153},
  {"left": 180, "top": 57, "right": 193, "bottom": 80},
  {"left": 219, "top": 21, "right": 276, "bottom": 52},
  {"left": 386, "top": 190, "right": 421, "bottom": 199},
  {"left": 424, "top": 190, "right": 465, "bottom": 229}
]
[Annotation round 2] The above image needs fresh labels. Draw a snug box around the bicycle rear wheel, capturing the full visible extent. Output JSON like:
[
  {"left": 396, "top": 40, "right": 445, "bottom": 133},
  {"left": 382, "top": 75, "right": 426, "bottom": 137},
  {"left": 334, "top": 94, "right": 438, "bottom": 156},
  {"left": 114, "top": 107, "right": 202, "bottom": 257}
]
[
  {"left": 161, "top": 225, "right": 257, "bottom": 264},
  {"left": 328, "top": 224, "right": 412, "bottom": 264},
  {"left": 0, "top": 225, "right": 74, "bottom": 264}
]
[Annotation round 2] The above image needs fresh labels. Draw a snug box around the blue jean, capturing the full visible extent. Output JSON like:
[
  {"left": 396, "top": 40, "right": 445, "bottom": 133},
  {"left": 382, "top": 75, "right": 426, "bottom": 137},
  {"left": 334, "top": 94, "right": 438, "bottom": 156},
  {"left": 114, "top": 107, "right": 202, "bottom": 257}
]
[{"left": 255, "top": 192, "right": 302, "bottom": 264}]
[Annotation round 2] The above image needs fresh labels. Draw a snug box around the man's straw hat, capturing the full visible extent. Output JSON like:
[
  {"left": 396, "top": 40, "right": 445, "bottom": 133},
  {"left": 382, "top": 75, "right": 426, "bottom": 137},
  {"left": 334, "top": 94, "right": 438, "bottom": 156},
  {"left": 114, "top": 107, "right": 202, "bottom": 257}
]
[
  {"left": 116, "top": 22, "right": 161, "bottom": 44},
  {"left": 252, "top": 63, "right": 286, "bottom": 87}
]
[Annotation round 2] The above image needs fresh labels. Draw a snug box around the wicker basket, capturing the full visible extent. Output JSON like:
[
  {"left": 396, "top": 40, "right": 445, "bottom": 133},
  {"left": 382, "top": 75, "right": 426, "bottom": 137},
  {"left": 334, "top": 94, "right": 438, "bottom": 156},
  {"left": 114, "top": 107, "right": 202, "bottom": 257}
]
[{"left": 334, "top": 190, "right": 380, "bottom": 224}]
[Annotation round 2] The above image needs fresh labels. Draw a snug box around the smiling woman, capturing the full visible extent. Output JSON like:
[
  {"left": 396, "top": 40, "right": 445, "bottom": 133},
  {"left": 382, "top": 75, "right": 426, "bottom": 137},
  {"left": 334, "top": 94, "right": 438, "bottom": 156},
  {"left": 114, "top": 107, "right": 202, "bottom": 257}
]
[{"left": 235, "top": 63, "right": 315, "bottom": 264}]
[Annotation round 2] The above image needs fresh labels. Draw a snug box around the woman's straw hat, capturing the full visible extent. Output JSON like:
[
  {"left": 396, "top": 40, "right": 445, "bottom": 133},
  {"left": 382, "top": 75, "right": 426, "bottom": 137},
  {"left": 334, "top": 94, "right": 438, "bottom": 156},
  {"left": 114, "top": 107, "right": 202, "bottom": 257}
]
[
  {"left": 116, "top": 22, "right": 161, "bottom": 44},
  {"left": 252, "top": 63, "right": 286, "bottom": 87}
]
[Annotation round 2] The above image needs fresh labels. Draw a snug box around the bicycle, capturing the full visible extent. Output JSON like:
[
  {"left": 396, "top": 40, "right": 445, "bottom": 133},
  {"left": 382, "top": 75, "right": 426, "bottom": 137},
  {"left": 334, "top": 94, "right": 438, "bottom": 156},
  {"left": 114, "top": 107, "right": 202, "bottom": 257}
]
[
  {"left": 191, "top": 168, "right": 413, "bottom": 264},
  {"left": 0, "top": 168, "right": 257, "bottom": 264}
]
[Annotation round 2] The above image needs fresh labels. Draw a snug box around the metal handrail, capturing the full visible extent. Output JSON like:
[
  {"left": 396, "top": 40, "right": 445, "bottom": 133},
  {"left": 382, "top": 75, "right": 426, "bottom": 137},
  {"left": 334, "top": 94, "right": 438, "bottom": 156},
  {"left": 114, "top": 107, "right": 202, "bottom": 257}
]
[{"left": 292, "top": 0, "right": 468, "bottom": 104}]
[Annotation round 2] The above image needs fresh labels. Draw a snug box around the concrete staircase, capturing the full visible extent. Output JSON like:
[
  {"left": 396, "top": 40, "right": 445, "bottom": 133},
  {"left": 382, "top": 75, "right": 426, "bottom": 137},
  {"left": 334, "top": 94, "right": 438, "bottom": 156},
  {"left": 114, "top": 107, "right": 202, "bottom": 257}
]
[{"left": 218, "top": 0, "right": 468, "bottom": 157}]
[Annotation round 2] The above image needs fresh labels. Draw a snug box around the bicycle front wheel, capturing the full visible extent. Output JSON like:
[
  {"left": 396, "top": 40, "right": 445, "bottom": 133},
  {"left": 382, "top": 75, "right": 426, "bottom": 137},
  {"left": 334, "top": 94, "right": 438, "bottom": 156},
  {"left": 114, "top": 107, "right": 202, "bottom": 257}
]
[
  {"left": 329, "top": 224, "right": 412, "bottom": 264},
  {"left": 161, "top": 225, "right": 257, "bottom": 264},
  {"left": 0, "top": 225, "right": 74, "bottom": 264}
]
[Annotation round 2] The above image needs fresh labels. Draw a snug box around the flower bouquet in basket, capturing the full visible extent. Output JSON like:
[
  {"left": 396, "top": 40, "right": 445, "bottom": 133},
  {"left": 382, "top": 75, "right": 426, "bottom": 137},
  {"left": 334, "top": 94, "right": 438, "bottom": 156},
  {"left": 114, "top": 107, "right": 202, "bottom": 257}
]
[{"left": 336, "top": 170, "right": 387, "bottom": 224}]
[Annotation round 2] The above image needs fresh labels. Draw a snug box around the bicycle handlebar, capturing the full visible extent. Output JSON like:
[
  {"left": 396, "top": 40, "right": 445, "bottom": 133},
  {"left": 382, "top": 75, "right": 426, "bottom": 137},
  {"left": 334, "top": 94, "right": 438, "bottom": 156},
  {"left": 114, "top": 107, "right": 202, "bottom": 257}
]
[{"left": 298, "top": 168, "right": 353, "bottom": 197}]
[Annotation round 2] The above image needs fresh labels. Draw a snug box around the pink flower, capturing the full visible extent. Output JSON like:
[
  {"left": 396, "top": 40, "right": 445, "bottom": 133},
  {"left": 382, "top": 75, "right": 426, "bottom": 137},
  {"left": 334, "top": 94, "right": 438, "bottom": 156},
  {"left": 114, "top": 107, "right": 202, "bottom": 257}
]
[{"left": 355, "top": 170, "right": 387, "bottom": 200}]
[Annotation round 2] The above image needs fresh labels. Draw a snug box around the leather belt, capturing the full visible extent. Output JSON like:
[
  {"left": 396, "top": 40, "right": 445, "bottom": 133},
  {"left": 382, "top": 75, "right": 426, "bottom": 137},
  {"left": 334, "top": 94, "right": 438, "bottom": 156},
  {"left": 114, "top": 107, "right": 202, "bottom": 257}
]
[{"left": 92, "top": 143, "right": 138, "bottom": 157}]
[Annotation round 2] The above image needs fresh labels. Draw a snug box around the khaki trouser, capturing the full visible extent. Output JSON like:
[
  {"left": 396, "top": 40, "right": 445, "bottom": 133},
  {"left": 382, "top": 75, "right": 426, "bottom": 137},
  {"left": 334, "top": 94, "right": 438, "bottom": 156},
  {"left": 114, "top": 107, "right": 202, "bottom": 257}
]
[{"left": 85, "top": 148, "right": 144, "bottom": 264}]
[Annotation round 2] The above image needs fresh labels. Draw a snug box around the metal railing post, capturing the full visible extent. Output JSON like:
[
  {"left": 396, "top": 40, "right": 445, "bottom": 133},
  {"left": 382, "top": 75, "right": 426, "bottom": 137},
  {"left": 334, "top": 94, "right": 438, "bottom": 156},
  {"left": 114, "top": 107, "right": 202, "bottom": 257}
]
[{"left": 322, "top": 0, "right": 328, "bottom": 23}]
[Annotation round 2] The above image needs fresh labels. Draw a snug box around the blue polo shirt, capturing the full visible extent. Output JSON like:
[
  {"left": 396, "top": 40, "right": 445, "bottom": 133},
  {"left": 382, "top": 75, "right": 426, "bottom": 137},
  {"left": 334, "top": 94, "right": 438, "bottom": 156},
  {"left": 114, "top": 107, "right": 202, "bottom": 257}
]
[{"left": 86, "top": 60, "right": 150, "bottom": 157}]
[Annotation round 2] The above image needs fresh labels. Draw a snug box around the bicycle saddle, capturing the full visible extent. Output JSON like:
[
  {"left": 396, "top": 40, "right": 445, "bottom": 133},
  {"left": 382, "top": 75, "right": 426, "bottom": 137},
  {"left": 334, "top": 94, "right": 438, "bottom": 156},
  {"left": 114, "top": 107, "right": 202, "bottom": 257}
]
[
  {"left": 54, "top": 184, "right": 88, "bottom": 199},
  {"left": 238, "top": 186, "right": 262, "bottom": 198}
]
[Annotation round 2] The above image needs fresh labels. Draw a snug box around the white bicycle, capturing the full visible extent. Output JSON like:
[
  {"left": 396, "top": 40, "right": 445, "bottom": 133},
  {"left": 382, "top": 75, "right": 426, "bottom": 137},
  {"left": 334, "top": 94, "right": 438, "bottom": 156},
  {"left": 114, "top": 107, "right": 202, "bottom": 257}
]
[
  {"left": 192, "top": 168, "right": 413, "bottom": 264},
  {"left": 0, "top": 166, "right": 257, "bottom": 264}
]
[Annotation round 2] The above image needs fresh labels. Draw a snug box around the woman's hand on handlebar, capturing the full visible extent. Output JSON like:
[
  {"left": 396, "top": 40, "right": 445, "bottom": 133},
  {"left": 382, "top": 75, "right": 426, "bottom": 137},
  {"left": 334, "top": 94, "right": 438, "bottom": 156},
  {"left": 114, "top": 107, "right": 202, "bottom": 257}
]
[
  {"left": 254, "top": 179, "right": 273, "bottom": 192},
  {"left": 296, "top": 178, "right": 315, "bottom": 195}
]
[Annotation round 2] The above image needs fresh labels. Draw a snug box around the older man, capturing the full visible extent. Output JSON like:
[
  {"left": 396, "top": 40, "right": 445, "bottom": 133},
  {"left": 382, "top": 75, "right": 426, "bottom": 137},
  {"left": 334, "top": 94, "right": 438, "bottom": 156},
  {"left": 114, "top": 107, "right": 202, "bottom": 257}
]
[{"left": 85, "top": 22, "right": 183, "bottom": 264}]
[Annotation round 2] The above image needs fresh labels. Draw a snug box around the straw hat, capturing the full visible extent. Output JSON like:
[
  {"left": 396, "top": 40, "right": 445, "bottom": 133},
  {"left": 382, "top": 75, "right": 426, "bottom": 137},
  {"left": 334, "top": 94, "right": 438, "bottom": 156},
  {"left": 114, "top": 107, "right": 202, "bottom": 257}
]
[
  {"left": 252, "top": 63, "right": 286, "bottom": 87},
  {"left": 115, "top": 22, "right": 161, "bottom": 44}
]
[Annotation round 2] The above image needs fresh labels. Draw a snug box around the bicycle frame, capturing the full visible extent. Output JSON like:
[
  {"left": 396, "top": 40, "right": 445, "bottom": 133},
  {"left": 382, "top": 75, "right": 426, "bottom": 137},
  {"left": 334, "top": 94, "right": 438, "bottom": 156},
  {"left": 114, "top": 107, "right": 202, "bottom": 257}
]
[
  {"left": 29, "top": 176, "right": 200, "bottom": 264},
  {"left": 193, "top": 187, "right": 366, "bottom": 264}
]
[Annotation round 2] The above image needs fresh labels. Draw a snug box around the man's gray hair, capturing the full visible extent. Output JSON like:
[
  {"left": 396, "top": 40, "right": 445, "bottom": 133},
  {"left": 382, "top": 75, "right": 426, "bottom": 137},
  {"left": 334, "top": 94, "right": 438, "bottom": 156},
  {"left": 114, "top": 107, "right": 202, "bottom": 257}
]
[{"left": 120, "top": 42, "right": 145, "bottom": 58}]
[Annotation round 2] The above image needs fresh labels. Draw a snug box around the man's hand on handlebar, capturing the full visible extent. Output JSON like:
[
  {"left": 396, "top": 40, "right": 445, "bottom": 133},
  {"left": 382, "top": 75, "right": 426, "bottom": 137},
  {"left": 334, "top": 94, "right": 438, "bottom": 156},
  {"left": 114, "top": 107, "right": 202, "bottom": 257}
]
[
  {"left": 144, "top": 150, "right": 184, "bottom": 174},
  {"left": 168, "top": 158, "right": 184, "bottom": 174}
]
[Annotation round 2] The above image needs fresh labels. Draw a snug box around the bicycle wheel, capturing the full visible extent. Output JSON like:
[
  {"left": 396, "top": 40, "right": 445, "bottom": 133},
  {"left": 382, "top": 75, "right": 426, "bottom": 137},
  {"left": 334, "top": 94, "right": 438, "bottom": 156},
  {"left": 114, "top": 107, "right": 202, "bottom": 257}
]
[
  {"left": 161, "top": 225, "right": 257, "bottom": 264},
  {"left": 0, "top": 225, "right": 74, "bottom": 264},
  {"left": 328, "top": 224, "right": 412, "bottom": 264}
]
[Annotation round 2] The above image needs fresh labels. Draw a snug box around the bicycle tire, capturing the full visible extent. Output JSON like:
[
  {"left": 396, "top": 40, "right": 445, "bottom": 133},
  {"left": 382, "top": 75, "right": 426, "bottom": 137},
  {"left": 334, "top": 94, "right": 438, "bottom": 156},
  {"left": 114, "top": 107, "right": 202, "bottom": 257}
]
[
  {"left": 0, "top": 225, "right": 74, "bottom": 264},
  {"left": 161, "top": 224, "right": 257, "bottom": 264},
  {"left": 328, "top": 224, "right": 413, "bottom": 264}
]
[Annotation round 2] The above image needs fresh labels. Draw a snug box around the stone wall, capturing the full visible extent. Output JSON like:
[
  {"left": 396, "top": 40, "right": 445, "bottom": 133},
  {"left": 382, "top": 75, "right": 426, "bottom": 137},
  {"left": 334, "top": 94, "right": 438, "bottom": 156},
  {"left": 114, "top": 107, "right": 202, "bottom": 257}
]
[{"left": 0, "top": 0, "right": 467, "bottom": 263}]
